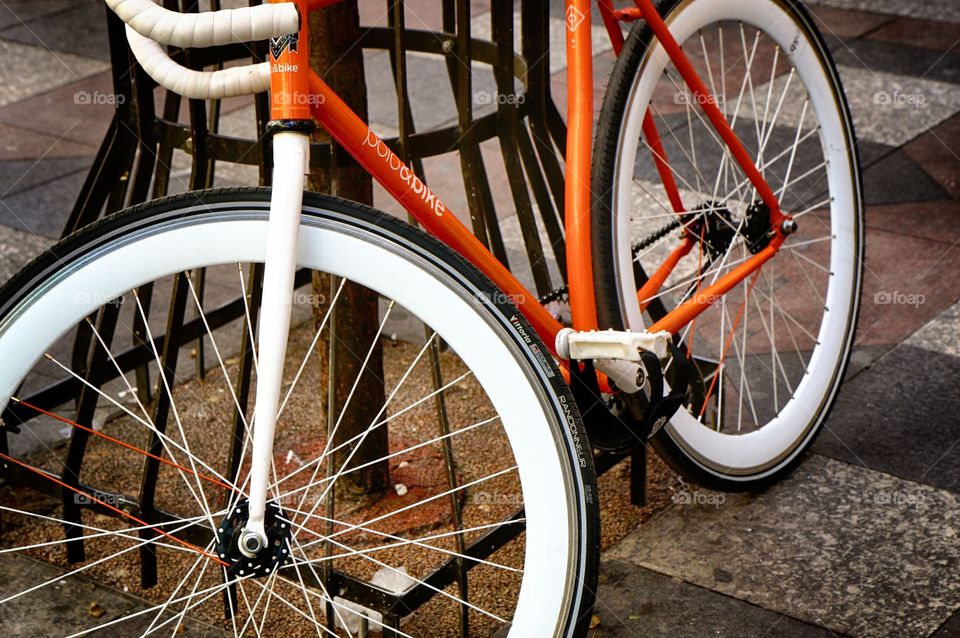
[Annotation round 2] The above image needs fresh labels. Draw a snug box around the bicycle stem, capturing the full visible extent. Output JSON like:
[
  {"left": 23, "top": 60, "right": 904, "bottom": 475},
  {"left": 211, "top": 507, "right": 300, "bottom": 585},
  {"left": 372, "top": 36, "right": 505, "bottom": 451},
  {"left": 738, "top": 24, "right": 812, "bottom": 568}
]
[{"left": 244, "top": 130, "right": 310, "bottom": 546}]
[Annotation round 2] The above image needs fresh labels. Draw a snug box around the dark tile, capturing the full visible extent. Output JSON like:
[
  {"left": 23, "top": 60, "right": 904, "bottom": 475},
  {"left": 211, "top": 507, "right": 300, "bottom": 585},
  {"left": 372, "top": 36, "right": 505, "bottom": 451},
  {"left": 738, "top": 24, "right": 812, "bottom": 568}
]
[
  {"left": 934, "top": 609, "right": 960, "bottom": 637},
  {"left": 0, "top": 1, "right": 111, "bottom": 60},
  {"left": 807, "top": 5, "right": 892, "bottom": 40},
  {"left": 832, "top": 38, "right": 960, "bottom": 85},
  {"left": 591, "top": 560, "right": 840, "bottom": 638},
  {"left": 607, "top": 454, "right": 960, "bottom": 637},
  {"left": 855, "top": 225, "right": 960, "bottom": 347},
  {"left": 868, "top": 16, "right": 960, "bottom": 53},
  {"left": 862, "top": 149, "right": 947, "bottom": 205},
  {"left": 0, "top": 161, "right": 91, "bottom": 237},
  {"left": 814, "top": 345, "right": 960, "bottom": 493},
  {"left": 0, "top": 155, "right": 91, "bottom": 197},
  {"left": 0, "top": 122, "right": 95, "bottom": 160},
  {"left": 904, "top": 112, "right": 960, "bottom": 201},
  {"left": 0, "top": 0, "right": 80, "bottom": 32},
  {"left": 0, "top": 71, "right": 115, "bottom": 148},
  {"left": 865, "top": 200, "right": 960, "bottom": 244}
]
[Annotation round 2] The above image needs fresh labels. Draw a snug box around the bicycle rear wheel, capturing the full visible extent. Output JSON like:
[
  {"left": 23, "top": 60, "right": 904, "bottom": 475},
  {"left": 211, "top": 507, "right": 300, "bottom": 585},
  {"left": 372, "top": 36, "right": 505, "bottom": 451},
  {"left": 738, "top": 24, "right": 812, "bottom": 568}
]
[
  {"left": 0, "top": 188, "right": 598, "bottom": 637},
  {"left": 591, "top": 0, "right": 863, "bottom": 489}
]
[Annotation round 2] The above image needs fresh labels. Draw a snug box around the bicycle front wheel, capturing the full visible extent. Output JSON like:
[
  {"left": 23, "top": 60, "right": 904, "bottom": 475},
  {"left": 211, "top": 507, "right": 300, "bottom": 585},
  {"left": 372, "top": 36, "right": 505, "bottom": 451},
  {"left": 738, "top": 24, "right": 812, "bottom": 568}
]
[
  {"left": 591, "top": 0, "right": 863, "bottom": 489},
  {"left": 0, "top": 189, "right": 598, "bottom": 637}
]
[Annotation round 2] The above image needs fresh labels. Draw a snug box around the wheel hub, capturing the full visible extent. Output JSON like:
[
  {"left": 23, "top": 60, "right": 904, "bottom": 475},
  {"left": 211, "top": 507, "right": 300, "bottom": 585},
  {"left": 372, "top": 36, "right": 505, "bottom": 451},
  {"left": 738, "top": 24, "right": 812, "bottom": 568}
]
[{"left": 215, "top": 499, "right": 292, "bottom": 578}]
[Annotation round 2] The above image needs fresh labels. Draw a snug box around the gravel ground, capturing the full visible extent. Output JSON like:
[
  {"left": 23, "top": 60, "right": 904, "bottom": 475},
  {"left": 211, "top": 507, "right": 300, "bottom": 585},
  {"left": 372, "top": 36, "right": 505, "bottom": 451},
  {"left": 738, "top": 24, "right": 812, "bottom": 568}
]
[{"left": 0, "top": 311, "right": 678, "bottom": 636}]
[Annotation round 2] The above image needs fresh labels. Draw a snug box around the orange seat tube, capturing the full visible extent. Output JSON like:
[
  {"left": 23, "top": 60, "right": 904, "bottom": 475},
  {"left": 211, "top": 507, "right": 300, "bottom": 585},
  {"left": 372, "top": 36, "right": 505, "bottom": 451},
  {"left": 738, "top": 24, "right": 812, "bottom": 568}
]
[{"left": 565, "top": 0, "right": 599, "bottom": 331}]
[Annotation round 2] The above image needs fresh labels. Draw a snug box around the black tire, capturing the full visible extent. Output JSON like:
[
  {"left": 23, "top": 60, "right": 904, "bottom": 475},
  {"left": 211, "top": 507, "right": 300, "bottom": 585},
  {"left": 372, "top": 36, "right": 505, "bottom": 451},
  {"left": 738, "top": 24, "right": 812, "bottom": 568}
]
[
  {"left": 590, "top": 0, "right": 864, "bottom": 491},
  {"left": 0, "top": 187, "right": 599, "bottom": 636}
]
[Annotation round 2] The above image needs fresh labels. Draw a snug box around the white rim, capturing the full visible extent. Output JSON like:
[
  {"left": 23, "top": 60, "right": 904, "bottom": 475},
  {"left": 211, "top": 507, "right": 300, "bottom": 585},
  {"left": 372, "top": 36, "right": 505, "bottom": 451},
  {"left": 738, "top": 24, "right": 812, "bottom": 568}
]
[
  {"left": 0, "top": 211, "right": 579, "bottom": 635},
  {"left": 610, "top": 0, "right": 858, "bottom": 476}
]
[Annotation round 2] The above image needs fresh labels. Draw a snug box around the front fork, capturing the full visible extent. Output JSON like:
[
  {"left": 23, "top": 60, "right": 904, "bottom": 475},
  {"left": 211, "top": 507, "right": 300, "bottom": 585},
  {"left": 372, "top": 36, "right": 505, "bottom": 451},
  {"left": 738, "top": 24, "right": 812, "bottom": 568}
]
[{"left": 240, "top": 130, "right": 310, "bottom": 552}]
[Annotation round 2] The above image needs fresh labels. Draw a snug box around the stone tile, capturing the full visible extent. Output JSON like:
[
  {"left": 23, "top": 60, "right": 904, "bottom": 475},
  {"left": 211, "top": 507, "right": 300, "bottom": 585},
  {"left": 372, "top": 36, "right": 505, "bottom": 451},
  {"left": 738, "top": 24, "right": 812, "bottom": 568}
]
[
  {"left": 814, "top": 345, "right": 960, "bottom": 494},
  {"left": 868, "top": 16, "right": 960, "bottom": 53},
  {"left": 747, "top": 64, "right": 960, "bottom": 147},
  {"left": 865, "top": 200, "right": 960, "bottom": 244},
  {"left": 0, "top": 0, "right": 80, "bottom": 32},
  {"left": 905, "top": 113, "right": 960, "bottom": 201},
  {"left": 832, "top": 38, "right": 960, "bottom": 86},
  {"left": 905, "top": 300, "right": 960, "bottom": 357},
  {"left": 855, "top": 225, "right": 960, "bottom": 347},
  {"left": 0, "top": 221, "right": 54, "bottom": 282},
  {"left": 0, "top": 72, "right": 115, "bottom": 148},
  {"left": 607, "top": 454, "right": 960, "bottom": 637},
  {"left": 0, "top": 155, "right": 91, "bottom": 197},
  {"left": 0, "top": 1, "right": 110, "bottom": 60},
  {"left": 0, "top": 553, "right": 227, "bottom": 636},
  {"left": 0, "top": 39, "right": 108, "bottom": 108},
  {"left": 0, "top": 161, "right": 91, "bottom": 237},
  {"left": 807, "top": 5, "right": 892, "bottom": 40},
  {"left": 588, "top": 560, "right": 836, "bottom": 638},
  {"left": 0, "top": 123, "right": 95, "bottom": 160},
  {"left": 808, "top": 0, "right": 960, "bottom": 25},
  {"left": 934, "top": 611, "right": 960, "bottom": 637},
  {"left": 591, "top": 560, "right": 839, "bottom": 638},
  {"left": 862, "top": 149, "right": 948, "bottom": 205}
]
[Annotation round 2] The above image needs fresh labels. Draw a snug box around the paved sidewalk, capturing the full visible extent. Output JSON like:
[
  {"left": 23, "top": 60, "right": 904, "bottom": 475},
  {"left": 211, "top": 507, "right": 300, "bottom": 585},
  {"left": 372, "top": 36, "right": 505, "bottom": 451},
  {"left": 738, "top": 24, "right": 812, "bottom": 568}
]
[{"left": 0, "top": 1, "right": 958, "bottom": 637}]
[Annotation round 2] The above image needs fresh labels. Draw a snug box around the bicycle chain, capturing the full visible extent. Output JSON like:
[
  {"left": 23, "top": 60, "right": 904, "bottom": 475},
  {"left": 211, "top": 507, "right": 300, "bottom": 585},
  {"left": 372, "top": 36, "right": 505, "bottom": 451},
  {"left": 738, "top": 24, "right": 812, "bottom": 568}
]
[{"left": 534, "top": 220, "right": 683, "bottom": 306}]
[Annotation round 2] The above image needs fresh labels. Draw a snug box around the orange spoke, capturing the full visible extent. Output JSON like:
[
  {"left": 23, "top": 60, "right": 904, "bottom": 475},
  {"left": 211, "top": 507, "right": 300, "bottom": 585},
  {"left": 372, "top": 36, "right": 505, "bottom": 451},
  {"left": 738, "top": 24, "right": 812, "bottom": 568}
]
[
  {"left": 11, "top": 398, "right": 236, "bottom": 493},
  {"left": 0, "top": 450, "right": 229, "bottom": 567},
  {"left": 698, "top": 268, "right": 762, "bottom": 419}
]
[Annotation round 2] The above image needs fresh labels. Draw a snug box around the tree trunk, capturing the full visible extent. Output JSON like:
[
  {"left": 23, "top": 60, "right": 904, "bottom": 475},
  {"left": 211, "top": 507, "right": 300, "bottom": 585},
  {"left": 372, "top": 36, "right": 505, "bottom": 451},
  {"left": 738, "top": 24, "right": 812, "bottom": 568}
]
[{"left": 308, "top": 2, "right": 389, "bottom": 497}]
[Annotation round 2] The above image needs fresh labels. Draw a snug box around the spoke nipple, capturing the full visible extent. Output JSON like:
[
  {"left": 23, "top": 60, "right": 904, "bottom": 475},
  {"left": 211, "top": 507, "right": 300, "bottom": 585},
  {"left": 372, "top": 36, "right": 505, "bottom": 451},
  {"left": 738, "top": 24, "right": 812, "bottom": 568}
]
[{"left": 781, "top": 219, "right": 798, "bottom": 235}]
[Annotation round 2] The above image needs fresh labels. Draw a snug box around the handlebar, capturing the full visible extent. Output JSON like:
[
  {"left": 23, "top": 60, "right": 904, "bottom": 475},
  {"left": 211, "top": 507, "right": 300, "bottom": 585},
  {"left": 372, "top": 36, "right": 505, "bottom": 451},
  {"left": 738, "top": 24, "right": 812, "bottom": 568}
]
[
  {"left": 105, "top": 0, "right": 299, "bottom": 48},
  {"left": 104, "top": 0, "right": 299, "bottom": 100}
]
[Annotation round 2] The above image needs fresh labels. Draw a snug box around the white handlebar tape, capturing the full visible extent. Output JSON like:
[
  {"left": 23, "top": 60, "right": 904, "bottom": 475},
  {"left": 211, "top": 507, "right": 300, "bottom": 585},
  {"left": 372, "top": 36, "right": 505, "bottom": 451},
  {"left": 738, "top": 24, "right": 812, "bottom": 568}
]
[
  {"left": 126, "top": 26, "right": 270, "bottom": 99},
  {"left": 106, "top": 0, "right": 299, "bottom": 48}
]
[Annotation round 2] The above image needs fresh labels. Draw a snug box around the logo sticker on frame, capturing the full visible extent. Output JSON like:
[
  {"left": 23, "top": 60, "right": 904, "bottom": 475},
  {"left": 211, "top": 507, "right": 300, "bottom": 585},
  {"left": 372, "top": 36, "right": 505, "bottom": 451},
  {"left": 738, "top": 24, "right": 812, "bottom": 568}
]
[{"left": 270, "top": 33, "right": 299, "bottom": 60}]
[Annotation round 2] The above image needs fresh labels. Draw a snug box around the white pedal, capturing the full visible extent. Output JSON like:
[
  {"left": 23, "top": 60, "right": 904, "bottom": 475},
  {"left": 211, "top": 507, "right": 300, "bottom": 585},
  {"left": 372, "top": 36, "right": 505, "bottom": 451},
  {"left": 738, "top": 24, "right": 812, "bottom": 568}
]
[{"left": 555, "top": 328, "right": 671, "bottom": 361}]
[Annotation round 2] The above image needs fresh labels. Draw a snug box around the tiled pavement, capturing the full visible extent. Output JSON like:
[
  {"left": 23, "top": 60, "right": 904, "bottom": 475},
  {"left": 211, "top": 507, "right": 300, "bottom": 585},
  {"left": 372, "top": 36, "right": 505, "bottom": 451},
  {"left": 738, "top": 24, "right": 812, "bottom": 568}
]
[{"left": 0, "top": 0, "right": 958, "bottom": 636}]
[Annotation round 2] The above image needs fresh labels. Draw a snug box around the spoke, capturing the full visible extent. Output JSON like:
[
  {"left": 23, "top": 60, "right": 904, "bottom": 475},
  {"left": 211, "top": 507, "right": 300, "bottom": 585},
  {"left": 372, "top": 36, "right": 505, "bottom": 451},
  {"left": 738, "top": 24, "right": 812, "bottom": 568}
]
[
  {"left": 299, "top": 466, "right": 519, "bottom": 552},
  {"left": 277, "top": 277, "right": 347, "bottom": 420},
  {"left": 777, "top": 99, "right": 810, "bottom": 201},
  {"left": 272, "top": 413, "right": 496, "bottom": 503},
  {"left": 141, "top": 544, "right": 211, "bottom": 637},
  {"left": 0, "top": 505, "right": 213, "bottom": 555},
  {"left": 0, "top": 509, "right": 219, "bottom": 606},
  {"left": 132, "top": 290, "right": 221, "bottom": 533},
  {"left": 39, "top": 355, "right": 238, "bottom": 493},
  {"left": 287, "top": 535, "right": 351, "bottom": 638},
  {"left": 66, "top": 575, "right": 235, "bottom": 638},
  {"left": 284, "top": 507, "right": 524, "bottom": 574},
  {"left": 290, "top": 523, "right": 510, "bottom": 626},
  {"left": 292, "top": 332, "right": 442, "bottom": 529}
]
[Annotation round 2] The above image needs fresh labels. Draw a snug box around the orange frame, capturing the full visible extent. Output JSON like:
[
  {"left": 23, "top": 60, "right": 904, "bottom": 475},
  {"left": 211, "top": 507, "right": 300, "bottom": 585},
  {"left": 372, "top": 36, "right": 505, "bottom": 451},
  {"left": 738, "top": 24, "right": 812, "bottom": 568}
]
[{"left": 268, "top": 0, "right": 791, "bottom": 356}]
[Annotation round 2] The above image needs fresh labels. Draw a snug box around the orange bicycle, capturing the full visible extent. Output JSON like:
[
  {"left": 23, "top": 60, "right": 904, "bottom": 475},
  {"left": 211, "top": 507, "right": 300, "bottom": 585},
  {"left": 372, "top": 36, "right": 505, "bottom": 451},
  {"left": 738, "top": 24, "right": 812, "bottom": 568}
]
[{"left": 0, "top": 0, "right": 862, "bottom": 635}]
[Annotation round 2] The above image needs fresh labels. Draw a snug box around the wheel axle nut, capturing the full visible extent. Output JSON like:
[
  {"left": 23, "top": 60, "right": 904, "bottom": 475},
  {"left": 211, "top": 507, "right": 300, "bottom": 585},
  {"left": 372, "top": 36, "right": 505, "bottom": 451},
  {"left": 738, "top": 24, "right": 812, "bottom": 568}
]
[
  {"left": 239, "top": 530, "right": 264, "bottom": 556},
  {"left": 781, "top": 219, "right": 798, "bottom": 235}
]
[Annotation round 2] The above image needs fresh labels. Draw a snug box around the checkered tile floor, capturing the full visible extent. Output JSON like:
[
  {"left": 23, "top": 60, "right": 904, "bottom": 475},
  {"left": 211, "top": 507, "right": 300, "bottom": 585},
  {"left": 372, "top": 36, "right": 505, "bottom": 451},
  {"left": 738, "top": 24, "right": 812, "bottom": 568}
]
[{"left": 0, "top": 1, "right": 958, "bottom": 636}]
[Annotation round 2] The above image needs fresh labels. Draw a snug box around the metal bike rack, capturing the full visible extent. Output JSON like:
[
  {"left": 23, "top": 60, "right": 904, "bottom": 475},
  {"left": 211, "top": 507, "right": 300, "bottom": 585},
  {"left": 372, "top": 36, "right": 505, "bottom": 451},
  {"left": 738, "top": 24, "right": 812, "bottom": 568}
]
[{"left": 1, "top": 1, "right": 645, "bottom": 633}]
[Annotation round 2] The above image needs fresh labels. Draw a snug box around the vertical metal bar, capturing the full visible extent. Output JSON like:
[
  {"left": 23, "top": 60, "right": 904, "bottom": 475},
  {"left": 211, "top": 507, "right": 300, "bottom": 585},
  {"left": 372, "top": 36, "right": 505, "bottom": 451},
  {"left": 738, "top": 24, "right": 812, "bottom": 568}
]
[
  {"left": 137, "top": 272, "right": 191, "bottom": 588},
  {"left": 61, "top": 301, "right": 122, "bottom": 563},
  {"left": 492, "top": 0, "right": 553, "bottom": 297},
  {"left": 521, "top": 0, "right": 566, "bottom": 232},
  {"left": 323, "top": 275, "right": 338, "bottom": 634},
  {"left": 428, "top": 336, "right": 469, "bottom": 636}
]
